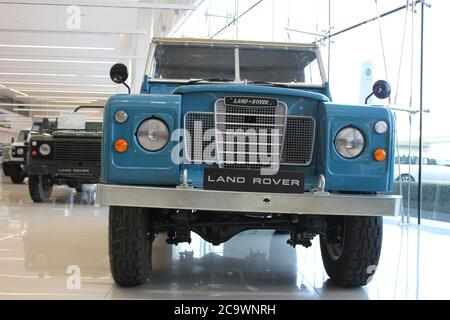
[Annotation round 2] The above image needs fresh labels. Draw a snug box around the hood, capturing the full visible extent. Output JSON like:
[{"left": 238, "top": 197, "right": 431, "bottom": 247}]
[{"left": 172, "top": 84, "right": 330, "bottom": 102}]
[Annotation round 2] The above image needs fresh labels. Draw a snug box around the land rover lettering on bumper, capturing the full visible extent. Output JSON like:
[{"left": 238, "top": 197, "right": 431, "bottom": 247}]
[{"left": 204, "top": 168, "right": 304, "bottom": 193}]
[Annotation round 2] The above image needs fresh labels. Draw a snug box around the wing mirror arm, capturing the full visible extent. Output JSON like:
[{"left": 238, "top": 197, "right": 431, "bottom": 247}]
[
  {"left": 365, "top": 92, "right": 375, "bottom": 105},
  {"left": 123, "top": 82, "right": 131, "bottom": 95}
]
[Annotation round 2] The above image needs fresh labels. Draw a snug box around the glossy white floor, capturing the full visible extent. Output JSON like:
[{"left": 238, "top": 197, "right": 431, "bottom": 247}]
[{"left": 0, "top": 177, "right": 449, "bottom": 300}]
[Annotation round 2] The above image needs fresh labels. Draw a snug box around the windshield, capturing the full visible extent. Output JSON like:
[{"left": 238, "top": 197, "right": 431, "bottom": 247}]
[
  {"left": 150, "top": 44, "right": 323, "bottom": 85},
  {"left": 153, "top": 46, "right": 235, "bottom": 80},
  {"left": 18, "top": 130, "right": 29, "bottom": 142},
  {"left": 85, "top": 122, "right": 102, "bottom": 132},
  {"left": 31, "top": 123, "right": 42, "bottom": 133}
]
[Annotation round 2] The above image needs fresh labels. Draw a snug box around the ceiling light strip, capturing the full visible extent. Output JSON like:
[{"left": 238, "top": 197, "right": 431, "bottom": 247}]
[
  {"left": 0, "top": 1, "right": 197, "bottom": 10},
  {"left": 0, "top": 28, "right": 146, "bottom": 36},
  {"left": 17, "top": 89, "right": 115, "bottom": 94},
  {"left": 0, "top": 103, "right": 85, "bottom": 108},
  {"left": 0, "top": 44, "right": 115, "bottom": 50},
  {"left": 0, "top": 58, "right": 114, "bottom": 64},
  {"left": 0, "top": 81, "right": 117, "bottom": 87},
  {"left": 0, "top": 72, "right": 77, "bottom": 77},
  {"left": 9, "top": 88, "right": 28, "bottom": 96},
  {"left": 0, "top": 72, "right": 110, "bottom": 78},
  {"left": 0, "top": 54, "right": 144, "bottom": 60},
  {"left": 16, "top": 96, "right": 108, "bottom": 100},
  {"left": 13, "top": 108, "right": 101, "bottom": 113},
  {"left": 48, "top": 100, "right": 98, "bottom": 104}
]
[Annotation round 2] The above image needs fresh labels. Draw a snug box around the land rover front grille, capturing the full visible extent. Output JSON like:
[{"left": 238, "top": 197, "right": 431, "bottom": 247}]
[
  {"left": 282, "top": 117, "right": 315, "bottom": 165},
  {"left": 54, "top": 140, "right": 101, "bottom": 162},
  {"left": 184, "top": 109, "right": 315, "bottom": 167},
  {"left": 215, "top": 99, "right": 286, "bottom": 169},
  {"left": 184, "top": 112, "right": 216, "bottom": 162}
]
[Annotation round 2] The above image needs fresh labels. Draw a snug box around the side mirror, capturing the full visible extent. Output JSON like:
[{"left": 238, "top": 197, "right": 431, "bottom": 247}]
[
  {"left": 110, "top": 63, "right": 128, "bottom": 84},
  {"left": 365, "top": 80, "right": 391, "bottom": 104},
  {"left": 373, "top": 80, "right": 391, "bottom": 100},
  {"left": 110, "top": 63, "right": 131, "bottom": 94}
]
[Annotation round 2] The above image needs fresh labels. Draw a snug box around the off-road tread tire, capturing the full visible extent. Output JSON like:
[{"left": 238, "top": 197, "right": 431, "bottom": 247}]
[
  {"left": 320, "top": 216, "right": 382, "bottom": 287},
  {"left": 10, "top": 165, "right": 25, "bottom": 184},
  {"left": 109, "top": 206, "right": 153, "bottom": 287},
  {"left": 2, "top": 164, "right": 10, "bottom": 177},
  {"left": 28, "top": 174, "right": 53, "bottom": 203}
]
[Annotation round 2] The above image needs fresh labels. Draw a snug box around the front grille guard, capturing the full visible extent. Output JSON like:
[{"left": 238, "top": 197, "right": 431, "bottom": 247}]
[
  {"left": 214, "top": 99, "right": 287, "bottom": 169},
  {"left": 184, "top": 110, "right": 316, "bottom": 167}
]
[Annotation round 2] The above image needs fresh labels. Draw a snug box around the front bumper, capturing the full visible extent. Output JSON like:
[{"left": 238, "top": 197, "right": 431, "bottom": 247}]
[
  {"left": 97, "top": 184, "right": 402, "bottom": 217},
  {"left": 9, "top": 157, "right": 26, "bottom": 164}
]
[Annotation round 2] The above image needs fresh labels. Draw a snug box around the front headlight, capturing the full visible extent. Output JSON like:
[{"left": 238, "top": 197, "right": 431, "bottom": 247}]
[
  {"left": 39, "top": 143, "right": 51, "bottom": 156},
  {"left": 17, "top": 148, "right": 24, "bottom": 155},
  {"left": 335, "top": 127, "right": 365, "bottom": 159},
  {"left": 137, "top": 118, "right": 170, "bottom": 152}
]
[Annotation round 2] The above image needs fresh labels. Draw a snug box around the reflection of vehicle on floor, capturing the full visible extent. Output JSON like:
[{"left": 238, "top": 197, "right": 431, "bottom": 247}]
[
  {"left": 22, "top": 210, "right": 108, "bottom": 278},
  {"left": 173, "top": 247, "right": 297, "bottom": 289},
  {"left": 99, "top": 38, "right": 402, "bottom": 288},
  {"left": 394, "top": 156, "right": 450, "bottom": 183},
  {"left": 109, "top": 231, "right": 297, "bottom": 298},
  {"left": 2, "top": 129, "right": 30, "bottom": 183},
  {"left": 1, "top": 144, "right": 11, "bottom": 177},
  {"left": 216, "top": 230, "right": 298, "bottom": 285},
  {"left": 26, "top": 108, "right": 103, "bottom": 202}
]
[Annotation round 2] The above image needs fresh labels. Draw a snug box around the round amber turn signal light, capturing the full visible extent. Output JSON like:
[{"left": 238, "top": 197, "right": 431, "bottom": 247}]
[
  {"left": 31, "top": 150, "right": 37, "bottom": 157},
  {"left": 114, "top": 139, "right": 128, "bottom": 153},
  {"left": 374, "top": 148, "right": 387, "bottom": 161}
]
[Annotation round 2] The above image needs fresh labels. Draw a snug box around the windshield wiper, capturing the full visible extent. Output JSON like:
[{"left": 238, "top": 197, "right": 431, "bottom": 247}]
[
  {"left": 250, "top": 81, "right": 293, "bottom": 88},
  {"left": 186, "top": 78, "right": 235, "bottom": 84},
  {"left": 184, "top": 79, "right": 301, "bottom": 88}
]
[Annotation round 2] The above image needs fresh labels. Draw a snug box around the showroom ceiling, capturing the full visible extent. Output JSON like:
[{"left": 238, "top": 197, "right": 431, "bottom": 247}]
[{"left": 0, "top": 0, "right": 202, "bottom": 129}]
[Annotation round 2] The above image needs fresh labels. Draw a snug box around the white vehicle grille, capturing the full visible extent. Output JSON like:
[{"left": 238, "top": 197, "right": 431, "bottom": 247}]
[{"left": 215, "top": 99, "right": 286, "bottom": 169}]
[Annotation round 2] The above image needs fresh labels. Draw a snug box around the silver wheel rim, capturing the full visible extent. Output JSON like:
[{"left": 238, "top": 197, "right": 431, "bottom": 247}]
[
  {"left": 325, "top": 219, "right": 345, "bottom": 261},
  {"left": 401, "top": 175, "right": 411, "bottom": 182}
]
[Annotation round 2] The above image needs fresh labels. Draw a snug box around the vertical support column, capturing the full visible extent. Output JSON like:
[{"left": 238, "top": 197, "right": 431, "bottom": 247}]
[
  {"left": 234, "top": 47, "right": 240, "bottom": 82},
  {"left": 417, "top": 0, "right": 425, "bottom": 225}
]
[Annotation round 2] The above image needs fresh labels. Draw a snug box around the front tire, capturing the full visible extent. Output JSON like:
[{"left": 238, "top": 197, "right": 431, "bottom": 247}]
[
  {"left": 320, "top": 216, "right": 382, "bottom": 287},
  {"left": 9, "top": 165, "right": 25, "bottom": 184},
  {"left": 28, "top": 174, "right": 53, "bottom": 202},
  {"left": 2, "top": 164, "right": 10, "bottom": 177},
  {"left": 109, "top": 206, "right": 154, "bottom": 287}
]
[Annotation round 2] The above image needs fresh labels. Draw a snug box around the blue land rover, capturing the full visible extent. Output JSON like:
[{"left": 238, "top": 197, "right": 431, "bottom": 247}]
[{"left": 98, "top": 38, "right": 402, "bottom": 287}]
